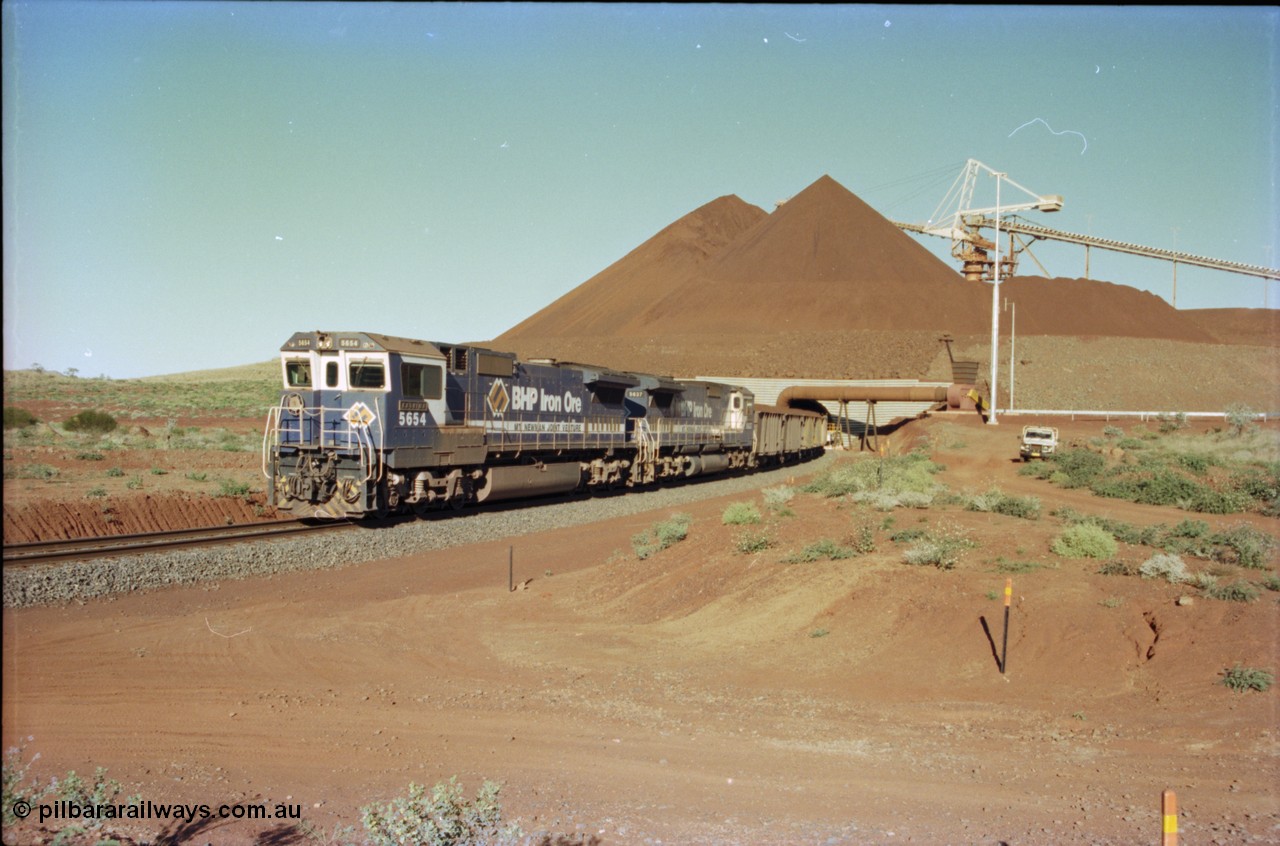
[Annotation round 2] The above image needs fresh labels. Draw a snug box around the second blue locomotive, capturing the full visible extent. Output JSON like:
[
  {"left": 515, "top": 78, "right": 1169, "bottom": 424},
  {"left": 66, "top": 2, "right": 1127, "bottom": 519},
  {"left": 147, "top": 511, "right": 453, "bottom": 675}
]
[{"left": 262, "top": 331, "right": 824, "bottom": 519}]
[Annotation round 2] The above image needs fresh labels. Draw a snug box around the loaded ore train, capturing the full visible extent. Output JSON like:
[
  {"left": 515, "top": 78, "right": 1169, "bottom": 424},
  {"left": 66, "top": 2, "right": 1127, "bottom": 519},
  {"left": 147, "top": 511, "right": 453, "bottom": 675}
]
[{"left": 262, "top": 331, "right": 826, "bottom": 519}]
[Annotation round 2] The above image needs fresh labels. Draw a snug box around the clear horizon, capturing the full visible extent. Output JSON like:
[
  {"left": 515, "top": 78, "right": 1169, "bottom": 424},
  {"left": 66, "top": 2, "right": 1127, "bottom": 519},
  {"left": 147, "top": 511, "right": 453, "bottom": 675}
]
[{"left": 4, "top": 4, "right": 1276, "bottom": 379}]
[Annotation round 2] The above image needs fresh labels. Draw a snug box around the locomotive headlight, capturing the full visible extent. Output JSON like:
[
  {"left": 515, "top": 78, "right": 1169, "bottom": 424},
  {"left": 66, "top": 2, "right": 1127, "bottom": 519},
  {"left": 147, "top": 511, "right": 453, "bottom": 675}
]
[{"left": 285, "top": 393, "right": 305, "bottom": 413}]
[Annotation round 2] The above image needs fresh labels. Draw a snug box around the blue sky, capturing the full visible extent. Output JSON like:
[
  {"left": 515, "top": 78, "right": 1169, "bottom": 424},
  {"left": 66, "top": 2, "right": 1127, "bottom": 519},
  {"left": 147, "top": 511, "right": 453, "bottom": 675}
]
[{"left": 3, "top": 3, "right": 1276, "bottom": 378}]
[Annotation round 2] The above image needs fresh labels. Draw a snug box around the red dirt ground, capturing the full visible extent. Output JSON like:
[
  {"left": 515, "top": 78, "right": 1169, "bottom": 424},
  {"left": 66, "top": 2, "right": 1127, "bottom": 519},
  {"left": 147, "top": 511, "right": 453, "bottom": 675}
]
[{"left": 3, "top": 414, "right": 1277, "bottom": 845}]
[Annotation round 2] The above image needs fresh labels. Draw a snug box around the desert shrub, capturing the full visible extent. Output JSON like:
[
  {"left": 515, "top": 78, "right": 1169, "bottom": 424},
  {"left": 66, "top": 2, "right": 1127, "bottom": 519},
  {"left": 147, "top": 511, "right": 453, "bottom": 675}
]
[
  {"left": 3, "top": 407, "right": 38, "bottom": 429},
  {"left": 62, "top": 409, "right": 117, "bottom": 434},
  {"left": 762, "top": 485, "right": 796, "bottom": 512},
  {"left": 1176, "top": 453, "right": 1211, "bottom": 475},
  {"left": 1227, "top": 466, "right": 1280, "bottom": 515},
  {"left": 1212, "top": 524, "right": 1277, "bottom": 570},
  {"left": 2, "top": 747, "right": 44, "bottom": 826},
  {"left": 849, "top": 524, "right": 877, "bottom": 554},
  {"left": 1102, "top": 425, "right": 1124, "bottom": 439},
  {"left": 722, "top": 502, "right": 762, "bottom": 525},
  {"left": 360, "top": 777, "right": 521, "bottom": 846},
  {"left": 1189, "top": 488, "right": 1251, "bottom": 515},
  {"left": 15, "top": 463, "right": 58, "bottom": 480},
  {"left": 86, "top": 486, "right": 107, "bottom": 498},
  {"left": 1051, "top": 524, "right": 1118, "bottom": 559},
  {"left": 1225, "top": 403, "right": 1258, "bottom": 437},
  {"left": 1220, "top": 665, "right": 1273, "bottom": 693},
  {"left": 1262, "top": 573, "right": 1280, "bottom": 592},
  {"left": 1048, "top": 449, "right": 1106, "bottom": 488},
  {"left": 735, "top": 530, "right": 773, "bottom": 554},
  {"left": 784, "top": 538, "right": 857, "bottom": 563},
  {"left": 804, "top": 453, "right": 943, "bottom": 499},
  {"left": 965, "top": 488, "right": 1040, "bottom": 520},
  {"left": 2, "top": 747, "right": 138, "bottom": 830},
  {"left": 1157, "top": 412, "right": 1189, "bottom": 434},
  {"left": 106, "top": 466, "right": 125, "bottom": 477},
  {"left": 890, "top": 528, "right": 929, "bottom": 544},
  {"left": 994, "top": 558, "right": 1049, "bottom": 574},
  {"left": 219, "top": 474, "right": 255, "bottom": 495},
  {"left": 901, "top": 525, "right": 975, "bottom": 570},
  {"left": 633, "top": 513, "right": 691, "bottom": 559},
  {"left": 1097, "top": 560, "right": 1136, "bottom": 576},
  {"left": 1202, "top": 580, "right": 1261, "bottom": 603},
  {"left": 1171, "top": 518, "right": 1210, "bottom": 538},
  {"left": 1138, "top": 553, "right": 1190, "bottom": 583},
  {"left": 76, "top": 451, "right": 105, "bottom": 461}
]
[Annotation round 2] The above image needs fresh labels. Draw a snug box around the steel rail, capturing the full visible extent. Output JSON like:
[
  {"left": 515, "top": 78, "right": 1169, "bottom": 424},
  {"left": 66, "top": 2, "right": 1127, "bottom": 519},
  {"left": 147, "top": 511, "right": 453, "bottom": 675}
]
[{"left": 2, "top": 519, "right": 352, "bottom": 566}]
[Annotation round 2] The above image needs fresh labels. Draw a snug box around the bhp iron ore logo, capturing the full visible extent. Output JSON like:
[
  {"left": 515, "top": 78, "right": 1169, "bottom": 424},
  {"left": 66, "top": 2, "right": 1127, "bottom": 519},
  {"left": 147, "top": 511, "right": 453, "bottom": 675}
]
[{"left": 487, "top": 380, "right": 510, "bottom": 416}]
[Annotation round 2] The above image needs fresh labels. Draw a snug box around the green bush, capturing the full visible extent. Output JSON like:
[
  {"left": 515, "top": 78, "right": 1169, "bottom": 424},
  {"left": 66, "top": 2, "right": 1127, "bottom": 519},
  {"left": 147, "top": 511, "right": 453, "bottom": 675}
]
[
  {"left": 850, "top": 524, "right": 877, "bottom": 554},
  {"left": 995, "top": 558, "right": 1048, "bottom": 574},
  {"left": 1157, "top": 412, "right": 1189, "bottom": 434},
  {"left": 15, "top": 463, "right": 58, "bottom": 480},
  {"left": 722, "top": 502, "right": 762, "bottom": 525},
  {"left": 1213, "top": 524, "right": 1277, "bottom": 570},
  {"left": 901, "top": 526, "right": 975, "bottom": 570},
  {"left": 63, "top": 409, "right": 117, "bottom": 434},
  {"left": 633, "top": 513, "right": 692, "bottom": 560},
  {"left": 1202, "top": 580, "right": 1260, "bottom": 603},
  {"left": 1097, "top": 560, "right": 1136, "bottom": 576},
  {"left": 360, "top": 777, "right": 521, "bottom": 846},
  {"left": 965, "top": 488, "right": 1041, "bottom": 520},
  {"left": 2, "top": 746, "right": 138, "bottom": 830},
  {"left": 1051, "top": 524, "right": 1118, "bottom": 559},
  {"left": 1048, "top": 449, "right": 1107, "bottom": 488},
  {"left": 784, "top": 538, "right": 857, "bottom": 563},
  {"left": 3, "top": 407, "right": 38, "bottom": 429},
  {"left": 1189, "top": 488, "right": 1251, "bottom": 515},
  {"left": 735, "top": 530, "right": 773, "bottom": 554},
  {"left": 217, "top": 479, "right": 251, "bottom": 497},
  {"left": 762, "top": 485, "right": 796, "bottom": 512},
  {"left": 1220, "top": 664, "right": 1273, "bottom": 693},
  {"left": 1225, "top": 403, "right": 1258, "bottom": 437},
  {"left": 1138, "top": 553, "right": 1189, "bottom": 583},
  {"left": 804, "top": 453, "right": 943, "bottom": 499}
]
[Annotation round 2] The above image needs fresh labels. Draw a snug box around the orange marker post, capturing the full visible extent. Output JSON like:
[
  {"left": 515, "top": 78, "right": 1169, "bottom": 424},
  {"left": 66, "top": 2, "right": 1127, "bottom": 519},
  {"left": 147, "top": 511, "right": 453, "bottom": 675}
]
[
  {"left": 1162, "top": 790, "right": 1178, "bottom": 846},
  {"left": 1000, "top": 578, "right": 1012, "bottom": 674}
]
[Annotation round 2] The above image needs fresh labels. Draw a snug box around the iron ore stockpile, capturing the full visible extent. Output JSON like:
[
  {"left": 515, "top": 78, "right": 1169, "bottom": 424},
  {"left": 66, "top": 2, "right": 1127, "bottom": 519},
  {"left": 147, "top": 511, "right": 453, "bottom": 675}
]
[
  {"left": 491, "top": 174, "right": 1273, "bottom": 411},
  {"left": 2, "top": 453, "right": 832, "bottom": 608}
]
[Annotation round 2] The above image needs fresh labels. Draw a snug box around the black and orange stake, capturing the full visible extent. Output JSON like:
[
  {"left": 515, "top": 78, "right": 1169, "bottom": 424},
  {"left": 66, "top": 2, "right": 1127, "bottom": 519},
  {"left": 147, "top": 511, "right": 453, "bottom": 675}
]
[
  {"left": 1000, "top": 578, "right": 1012, "bottom": 674},
  {"left": 1162, "top": 790, "right": 1178, "bottom": 846}
]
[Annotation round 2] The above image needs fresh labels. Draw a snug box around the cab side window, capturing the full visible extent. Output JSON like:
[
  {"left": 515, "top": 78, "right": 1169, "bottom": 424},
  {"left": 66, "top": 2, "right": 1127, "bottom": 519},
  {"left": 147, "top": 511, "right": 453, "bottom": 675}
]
[
  {"left": 348, "top": 359, "right": 386, "bottom": 390},
  {"left": 325, "top": 360, "right": 340, "bottom": 389},
  {"left": 401, "top": 362, "right": 443, "bottom": 400}
]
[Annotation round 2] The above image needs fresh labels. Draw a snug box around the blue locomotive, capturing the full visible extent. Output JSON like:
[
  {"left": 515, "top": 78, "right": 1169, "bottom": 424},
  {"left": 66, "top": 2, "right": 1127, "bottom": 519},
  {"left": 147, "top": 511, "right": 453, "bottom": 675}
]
[{"left": 262, "top": 331, "right": 824, "bottom": 519}]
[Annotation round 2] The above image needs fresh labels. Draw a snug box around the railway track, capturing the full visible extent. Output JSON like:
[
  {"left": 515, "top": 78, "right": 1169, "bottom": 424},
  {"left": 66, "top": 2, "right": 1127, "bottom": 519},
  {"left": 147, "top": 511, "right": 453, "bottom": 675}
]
[{"left": 2, "top": 519, "right": 355, "bottom": 566}]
